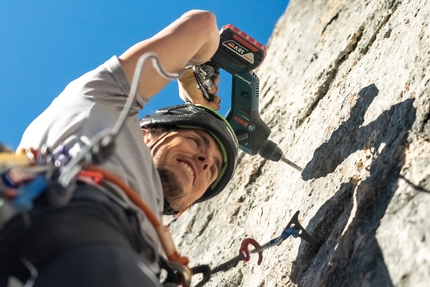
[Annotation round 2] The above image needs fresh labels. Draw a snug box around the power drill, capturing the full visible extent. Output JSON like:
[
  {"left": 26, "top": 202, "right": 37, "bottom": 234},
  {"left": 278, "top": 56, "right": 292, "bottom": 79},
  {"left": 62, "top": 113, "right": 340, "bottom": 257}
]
[{"left": 194, "top": 24, "right": 302, "bottom": 171}]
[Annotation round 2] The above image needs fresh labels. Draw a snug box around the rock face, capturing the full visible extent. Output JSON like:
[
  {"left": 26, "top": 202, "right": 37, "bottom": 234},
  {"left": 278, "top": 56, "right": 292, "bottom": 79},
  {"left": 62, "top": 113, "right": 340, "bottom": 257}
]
[{"left": 167, "top": 0, "right": 430, "bottom": 286}]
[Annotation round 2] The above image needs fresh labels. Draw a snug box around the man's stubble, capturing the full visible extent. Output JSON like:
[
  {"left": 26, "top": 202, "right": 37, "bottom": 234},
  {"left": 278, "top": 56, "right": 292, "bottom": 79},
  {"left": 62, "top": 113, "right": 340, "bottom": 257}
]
[{"left": 157, "top": 167, "right": 184, "bottom": 210}]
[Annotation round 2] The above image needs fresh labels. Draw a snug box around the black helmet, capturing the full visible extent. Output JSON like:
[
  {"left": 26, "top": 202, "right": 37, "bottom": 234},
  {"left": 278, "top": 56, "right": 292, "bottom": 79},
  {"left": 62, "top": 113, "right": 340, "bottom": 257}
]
[{"left": 140, "top": 103, "right": 239, "bottom": 204}]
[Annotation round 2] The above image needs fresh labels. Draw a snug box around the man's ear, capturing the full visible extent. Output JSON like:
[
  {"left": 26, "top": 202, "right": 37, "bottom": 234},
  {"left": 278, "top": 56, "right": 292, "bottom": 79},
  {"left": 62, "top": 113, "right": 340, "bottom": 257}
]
[{"left": 142, "top": 128, "right": 152, "bottom": 145}]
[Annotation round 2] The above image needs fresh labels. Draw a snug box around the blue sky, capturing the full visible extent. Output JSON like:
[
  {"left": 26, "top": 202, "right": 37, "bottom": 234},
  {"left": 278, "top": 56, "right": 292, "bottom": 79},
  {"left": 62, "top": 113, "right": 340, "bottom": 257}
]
[{"left": 0, "top": 0, "right": 289, "bottom": 150}]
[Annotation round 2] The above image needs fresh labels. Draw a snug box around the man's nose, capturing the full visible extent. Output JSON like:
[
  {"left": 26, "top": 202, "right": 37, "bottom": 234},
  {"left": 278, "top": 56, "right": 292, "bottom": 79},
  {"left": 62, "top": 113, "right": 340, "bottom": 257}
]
[{"left": 196, "top": 154, "right": 214, "bottom": 170}]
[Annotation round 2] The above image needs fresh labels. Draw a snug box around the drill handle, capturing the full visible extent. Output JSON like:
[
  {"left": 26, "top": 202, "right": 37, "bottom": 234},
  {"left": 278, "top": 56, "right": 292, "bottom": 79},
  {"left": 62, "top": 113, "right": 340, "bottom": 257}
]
[{"left": 226, "top": 71, "right": 272, "bottom": 155}]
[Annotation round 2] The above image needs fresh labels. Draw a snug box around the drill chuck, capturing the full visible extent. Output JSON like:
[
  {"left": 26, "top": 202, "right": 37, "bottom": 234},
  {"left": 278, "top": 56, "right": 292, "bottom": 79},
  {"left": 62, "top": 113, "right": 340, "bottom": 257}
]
[
  {"left": 259, "top": 140, "right": 283, "bottom": 161},
  {"left": 258, "top": 140, "right": 304, "bottom": 172}
]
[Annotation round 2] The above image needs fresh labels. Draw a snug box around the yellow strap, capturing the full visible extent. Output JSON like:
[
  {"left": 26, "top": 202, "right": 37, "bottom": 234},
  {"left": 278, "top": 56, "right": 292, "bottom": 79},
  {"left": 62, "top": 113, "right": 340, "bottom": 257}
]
[{"left": 0, "top": 152, "right": 30, "bottom": 167}]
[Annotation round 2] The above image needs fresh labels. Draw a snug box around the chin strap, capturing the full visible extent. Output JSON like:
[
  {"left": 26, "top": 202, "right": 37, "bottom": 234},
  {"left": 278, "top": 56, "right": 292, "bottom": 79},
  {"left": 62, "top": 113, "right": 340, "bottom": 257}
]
[
  {"left": 163, "top": 199, "right": 191, "bottom": 218},
  {"left": 173, "top": 207, "right": 190, "bottom": 219},
  {"left": 163, "top": 200, "right": 180, "bottom": 216}
]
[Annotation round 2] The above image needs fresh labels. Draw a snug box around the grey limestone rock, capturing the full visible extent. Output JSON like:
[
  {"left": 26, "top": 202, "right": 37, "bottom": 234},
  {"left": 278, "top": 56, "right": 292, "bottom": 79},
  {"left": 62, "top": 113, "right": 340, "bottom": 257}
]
[{"left": 167, "top": 0, "right": 430, "bottom": 286}]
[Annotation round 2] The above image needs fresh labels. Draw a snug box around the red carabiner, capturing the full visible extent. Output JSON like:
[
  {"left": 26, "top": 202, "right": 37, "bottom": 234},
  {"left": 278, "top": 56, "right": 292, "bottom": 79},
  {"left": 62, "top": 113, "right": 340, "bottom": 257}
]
[{"left": 239, "top": 238, "right": 263, "bottom": 265}]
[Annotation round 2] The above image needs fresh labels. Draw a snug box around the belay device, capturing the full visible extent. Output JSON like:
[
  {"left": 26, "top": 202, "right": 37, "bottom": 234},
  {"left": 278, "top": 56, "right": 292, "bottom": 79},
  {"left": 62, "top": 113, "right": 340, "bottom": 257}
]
[{"left": 194, "top": 24, "right": 303, "bottom": 171}]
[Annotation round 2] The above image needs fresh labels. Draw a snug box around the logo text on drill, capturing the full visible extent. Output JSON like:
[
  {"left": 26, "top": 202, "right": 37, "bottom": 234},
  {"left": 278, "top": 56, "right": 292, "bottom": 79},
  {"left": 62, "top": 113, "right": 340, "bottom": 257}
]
[{"left": 234, "top": 116, "right": 248, "bottom": 127}]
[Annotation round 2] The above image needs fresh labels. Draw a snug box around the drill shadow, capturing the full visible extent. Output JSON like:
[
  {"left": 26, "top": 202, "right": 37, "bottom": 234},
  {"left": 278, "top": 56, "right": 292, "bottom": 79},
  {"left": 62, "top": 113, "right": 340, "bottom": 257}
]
[
  {"left": 302, "top": 84, "right": 379, "bottom": 181},
  {"left": 288, "top": 88, "right": 416, "bottom": 285}
]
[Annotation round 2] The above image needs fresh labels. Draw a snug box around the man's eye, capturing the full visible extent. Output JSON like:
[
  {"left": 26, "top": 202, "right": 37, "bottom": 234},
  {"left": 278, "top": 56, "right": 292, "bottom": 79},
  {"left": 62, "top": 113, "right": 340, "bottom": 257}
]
[{"left": 190, "top": 137, "right": 200, "bottom": 147}]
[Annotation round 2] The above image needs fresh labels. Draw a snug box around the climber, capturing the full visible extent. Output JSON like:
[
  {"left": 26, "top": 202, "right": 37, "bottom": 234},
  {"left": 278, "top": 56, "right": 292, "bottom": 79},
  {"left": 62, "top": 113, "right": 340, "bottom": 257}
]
[{"left": 0, "top": 10, "right": 238, "bottom": 287}]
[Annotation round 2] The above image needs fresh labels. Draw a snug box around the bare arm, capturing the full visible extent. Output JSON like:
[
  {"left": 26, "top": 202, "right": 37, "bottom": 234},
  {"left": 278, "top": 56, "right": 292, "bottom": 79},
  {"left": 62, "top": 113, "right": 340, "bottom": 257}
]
[{"left": 118, "top": 10, "right": 219, "bottom": 101}]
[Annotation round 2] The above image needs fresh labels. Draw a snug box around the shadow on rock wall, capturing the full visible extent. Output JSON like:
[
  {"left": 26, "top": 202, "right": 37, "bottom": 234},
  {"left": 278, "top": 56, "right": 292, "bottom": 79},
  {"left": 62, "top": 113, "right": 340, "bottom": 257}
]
[
  {"left": 290, "top": 84, "right": 416, "bottom": 286},
  {"left": 303, "top": 84, "right": 379, "bottom": 180}
]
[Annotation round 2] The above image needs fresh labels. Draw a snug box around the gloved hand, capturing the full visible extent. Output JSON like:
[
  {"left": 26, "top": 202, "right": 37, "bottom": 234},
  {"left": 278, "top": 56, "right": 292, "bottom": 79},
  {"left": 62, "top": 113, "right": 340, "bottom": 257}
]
[{"left": 177, "top": 69, "right": 222, "bottom": 111}]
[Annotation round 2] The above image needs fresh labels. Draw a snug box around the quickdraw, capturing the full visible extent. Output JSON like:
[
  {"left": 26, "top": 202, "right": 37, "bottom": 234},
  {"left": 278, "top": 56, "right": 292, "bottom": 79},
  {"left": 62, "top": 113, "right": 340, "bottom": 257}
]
[{"left": 190, "top": 211, "right": 320, "bottom": 287}]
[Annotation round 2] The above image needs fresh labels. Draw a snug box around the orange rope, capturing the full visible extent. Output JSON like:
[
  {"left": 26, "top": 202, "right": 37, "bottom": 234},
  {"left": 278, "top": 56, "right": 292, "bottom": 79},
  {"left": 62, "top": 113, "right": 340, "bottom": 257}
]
[
  {"left": 86, "top": 165, "right": 160, "bottom": 227},
  {"left": 84, "top": 165, "right": 190, "bottom": 267}
]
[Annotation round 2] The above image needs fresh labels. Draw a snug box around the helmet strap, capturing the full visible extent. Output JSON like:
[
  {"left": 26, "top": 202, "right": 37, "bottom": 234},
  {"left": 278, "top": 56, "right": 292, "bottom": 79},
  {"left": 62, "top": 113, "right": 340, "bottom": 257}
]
[
  {"left": 147, "top": 129, "right": 177, "bottom": 150},
  {"left": 173, "top": 207, "right": 190, "bottom": 219},
  {"left": 163, "top": 200, "right": 180, "bottom": 215}
]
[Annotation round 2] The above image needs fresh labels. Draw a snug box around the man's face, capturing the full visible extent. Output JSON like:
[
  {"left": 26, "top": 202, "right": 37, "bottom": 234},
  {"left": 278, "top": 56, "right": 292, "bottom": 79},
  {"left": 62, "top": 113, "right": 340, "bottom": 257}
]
[{"left": 144, "top": 128, "right": 223, "bottom": 211}]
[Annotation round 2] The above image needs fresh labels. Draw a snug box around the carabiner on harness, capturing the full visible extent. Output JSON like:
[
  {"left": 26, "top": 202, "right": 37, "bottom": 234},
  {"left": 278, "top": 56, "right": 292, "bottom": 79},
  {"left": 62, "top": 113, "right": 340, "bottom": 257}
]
[{"left": 192, "top": 63, "right": 219, "bottom": 102}]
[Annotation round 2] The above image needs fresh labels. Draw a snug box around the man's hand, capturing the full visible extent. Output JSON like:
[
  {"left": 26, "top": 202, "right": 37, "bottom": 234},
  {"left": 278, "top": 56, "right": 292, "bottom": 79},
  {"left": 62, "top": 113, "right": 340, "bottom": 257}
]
[{"left": 178, "top": 69, "right": 222, "bottom": 111}]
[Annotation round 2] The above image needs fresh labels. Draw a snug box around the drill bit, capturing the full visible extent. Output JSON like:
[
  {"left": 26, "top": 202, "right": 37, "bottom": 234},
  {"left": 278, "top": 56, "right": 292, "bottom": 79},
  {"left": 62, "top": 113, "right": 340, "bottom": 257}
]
[{"left": 281, "top": 156, "right": 303, "bottom": 172}]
